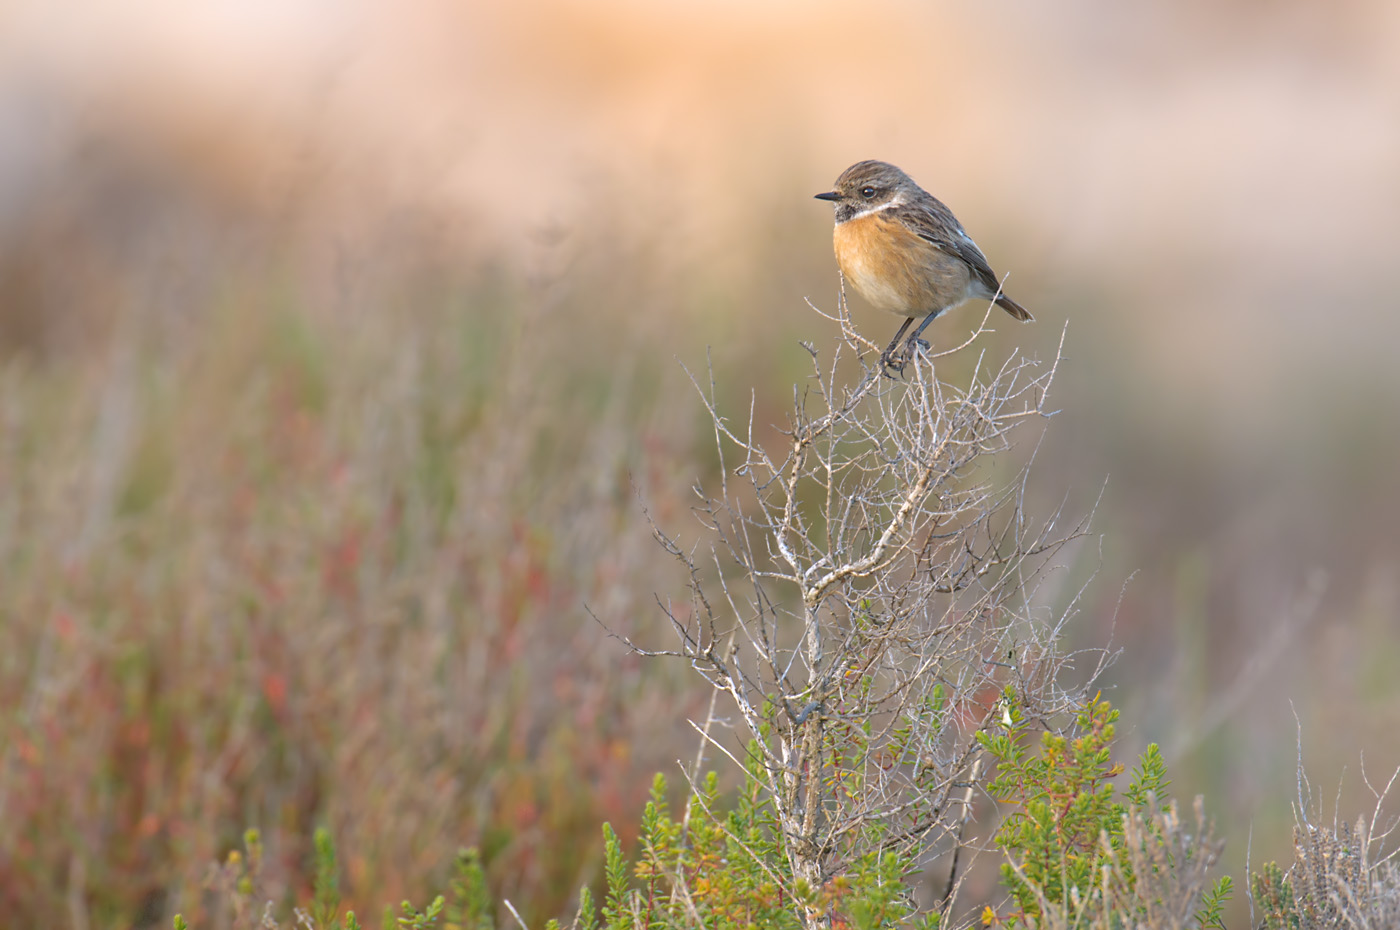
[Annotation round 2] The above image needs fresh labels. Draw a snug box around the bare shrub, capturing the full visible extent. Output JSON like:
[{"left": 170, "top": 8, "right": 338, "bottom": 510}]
[{"left": 631, "top": 298, "right": 1106, "bottom": 928}]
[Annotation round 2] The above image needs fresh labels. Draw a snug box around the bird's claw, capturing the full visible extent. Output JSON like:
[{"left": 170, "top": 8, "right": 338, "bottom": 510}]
[
  {"left": 880, "top": 349, "right": 907, "bottom": 378},
  {"left": 880, "top": 336, "right": 930, "bottom": 377}
]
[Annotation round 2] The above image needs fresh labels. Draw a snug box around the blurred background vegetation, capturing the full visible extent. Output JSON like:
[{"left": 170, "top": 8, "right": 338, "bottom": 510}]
[{"left": 0, "top": 0, "right": 1397, "bottom": 926}]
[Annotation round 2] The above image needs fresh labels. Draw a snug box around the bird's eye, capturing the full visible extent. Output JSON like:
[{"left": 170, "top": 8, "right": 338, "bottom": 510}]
[{"left": 860, "top": 186, "right": 877, "bottom": 199}]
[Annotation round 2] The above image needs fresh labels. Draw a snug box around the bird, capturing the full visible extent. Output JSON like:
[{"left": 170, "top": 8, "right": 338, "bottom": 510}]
[{"left": 815, "top": 160, "right": 1032, "bottom": 373}]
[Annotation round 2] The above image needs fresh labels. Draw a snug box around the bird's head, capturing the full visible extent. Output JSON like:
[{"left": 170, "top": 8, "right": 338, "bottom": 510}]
[{"left": 814, "top": 160, "right": 917, "bottom": 223}]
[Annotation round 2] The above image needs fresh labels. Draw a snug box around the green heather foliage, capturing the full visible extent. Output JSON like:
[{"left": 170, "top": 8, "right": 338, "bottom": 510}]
[
  {"left": 315, "top": 827, "right": 344, "bottom": 929},
  {"left": 979, "top": 691, "right": 1135, "bottom": 921},
  {"left": 581, "top": 769, "right": 927, "bottom": 930},
  {"left": 977, "top": 692, "right": 1230, "bottom": 928},
  {"left": 181, "top": 708, "right": 1242, "bottom": 930},
  {"left": 446, "top": 849, "right": 495, "bottom": 930}
]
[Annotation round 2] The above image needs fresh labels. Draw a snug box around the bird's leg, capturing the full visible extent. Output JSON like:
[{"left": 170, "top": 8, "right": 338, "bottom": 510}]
[
  {"left": 880, "top": 317, "right": 916, "bottom": 373},
  {"left": 903, "top": 310, "right": 939, "bottom": 360}
]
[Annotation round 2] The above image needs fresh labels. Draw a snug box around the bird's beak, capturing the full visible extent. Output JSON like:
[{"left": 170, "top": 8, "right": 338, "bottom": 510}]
[{"left": 814, "top": 191, "right": 841, "bottom": 202}]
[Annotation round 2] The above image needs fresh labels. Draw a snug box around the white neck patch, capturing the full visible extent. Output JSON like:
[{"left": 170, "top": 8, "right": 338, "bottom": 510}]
[{"left": 836, "top": 192, "right": 907, "bottom": 224}]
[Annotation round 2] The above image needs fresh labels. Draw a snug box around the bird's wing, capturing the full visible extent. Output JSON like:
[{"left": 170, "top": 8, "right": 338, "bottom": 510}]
[{"left": 905, "top": 199, "right": 1003, "bottom": 295}]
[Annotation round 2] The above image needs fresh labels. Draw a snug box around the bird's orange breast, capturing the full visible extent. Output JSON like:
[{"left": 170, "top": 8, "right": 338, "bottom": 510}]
[{"left": 833, "top": 212, "right": 973, "bottom": 318}]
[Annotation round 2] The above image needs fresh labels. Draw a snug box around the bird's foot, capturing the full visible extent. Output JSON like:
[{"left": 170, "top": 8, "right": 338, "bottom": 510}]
[
  {"left": 882, "top": 336, "right": 929, "bottom": 376},
  {"left": 881, "top": 337, "right": 929, "bottom": 377},
  {"left": 879, "top": 346, "right": 907, "bottom": 378}
]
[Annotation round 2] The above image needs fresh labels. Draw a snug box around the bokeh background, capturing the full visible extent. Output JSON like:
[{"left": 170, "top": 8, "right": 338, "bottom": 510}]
[{"left": 2, "top": 0, "right": 1399, "bottom": 926}]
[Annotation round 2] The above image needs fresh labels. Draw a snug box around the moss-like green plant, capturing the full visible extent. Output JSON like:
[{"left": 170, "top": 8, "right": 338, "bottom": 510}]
[
  {"left": 1251, "top": 861, "right": 1300, "bottom": 930},
  {"left": 1248, "top": 815, "right": 1400, "bottom": 930},
  {"left": 394, "top": 895, "right": 445, "bottom": 930}
]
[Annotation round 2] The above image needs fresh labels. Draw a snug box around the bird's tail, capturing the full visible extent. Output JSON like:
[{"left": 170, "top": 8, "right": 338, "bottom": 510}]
[{"left": 994, "top": 294, "right": 1034, "bottom": 322}]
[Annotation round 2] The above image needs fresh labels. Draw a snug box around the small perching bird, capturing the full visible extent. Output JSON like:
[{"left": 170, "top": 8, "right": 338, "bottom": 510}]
[{"left": 815, "top": 159, "right": 1033, "bottom": 373}]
